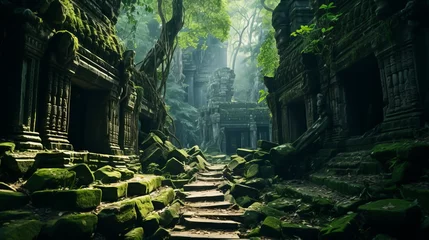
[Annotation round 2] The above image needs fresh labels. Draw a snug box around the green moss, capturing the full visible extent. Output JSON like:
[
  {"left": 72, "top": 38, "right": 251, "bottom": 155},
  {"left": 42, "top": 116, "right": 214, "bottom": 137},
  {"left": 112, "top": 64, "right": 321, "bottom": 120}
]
[
  {"left": 267, "top": 198, "right": 296, "bottom": 212},
  {"left": 97, "top": 200, "right": 137, "bottom": 237},
  {"left": 245, "top": 164, "right": 259, "bottom": 179},
  {"left": 133, "top": 195, "right": 155, "bottom": 222},
  {"left": 161, "top": 158, "right": 185, "bottom": 175},
  {"left": 320, "top": 213, "right": 358, "bottom": 239},
  {"left": 159, "top": 202, "right": 181, "bottom": 227},
  {"left": 39, "top": 213, "right": 98, "bottom": 240},
  {"left": 142, "top": 212, "right": 161, "bottom": 237},
  {"left": 0, "top": 142, "right": 15, "bottom": 153},
  {"left": 247, "top": 227, "right": 261, "bottom": 237},
  {"left": 31, "top": 188, "right": 101, "bottom": 211},
  {"left": 93, "top": 166, "right": 121, "bottom": 184},
  {"left": 124, "top": 227, "right": 144, "bottom": 240},
  {"left": 94, "top": 182, "right": 128, "bottom": 202},
  {"left": 0, "top": 220, "right": 43, "bottom": 240},
  {"left": 24, "top": 168, "right": 76, "bottom": 192},
  {"left": 115, "top": 168, "right": 135, "bottom": 180},
  {"left": 0, "top": 190, "right": 29, "bottom": 211},
  {"left": 68, "top": 164, "right": 94, "bottom": 187},
  {"left": 236, "top": 196, "right": 257, "bottom": 208},
  {"left": 152, "top": 187, "right": 175, "bottom": 210},
  {"left": 128, "top": 175, "right": 163, "bottom": 196},
  {"left": 0, "top": 211, "right": 34, "bottom": 223},
  {"left": 260, "top": 216, "right": 282, "bottom": 238},
  {"left": 371, "top": 141, "right": 429, "bottom": 164}
]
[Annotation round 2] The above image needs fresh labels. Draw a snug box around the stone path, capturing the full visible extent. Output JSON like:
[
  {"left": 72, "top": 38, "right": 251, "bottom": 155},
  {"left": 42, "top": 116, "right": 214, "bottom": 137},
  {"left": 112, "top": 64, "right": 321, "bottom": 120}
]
[{"left": 170, "top": 164, "right": 244, "bottom": 239}]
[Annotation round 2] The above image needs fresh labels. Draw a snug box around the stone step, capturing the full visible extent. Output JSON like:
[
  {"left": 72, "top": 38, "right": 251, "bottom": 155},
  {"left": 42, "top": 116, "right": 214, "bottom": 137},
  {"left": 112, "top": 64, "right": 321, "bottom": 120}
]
[
  {"left": 183, "top": 209, "right": 244, "bottom": 222},
  {"left": 185, "top": 190, "right": 225, "bottom": 202},
  {"left": 184, "top": 182, "right": 219, "bottom": 191},
  {"left": 206, "top": 165, "right": 225, "bottom": 171},
  {"left": 199, "top": 172, "right": 223, "bottom": 178},
  {"left": 197, "top": 176, "right": 224, "bottom": 182},
  {"left": 170, "top": 230, "right": 241, "bottom": 239},
  {"left": 186, "top": 201, "right": 233, "bottom": 209},
  {"left": 183, "top": 217, "right": 240, "bottom": 230}
]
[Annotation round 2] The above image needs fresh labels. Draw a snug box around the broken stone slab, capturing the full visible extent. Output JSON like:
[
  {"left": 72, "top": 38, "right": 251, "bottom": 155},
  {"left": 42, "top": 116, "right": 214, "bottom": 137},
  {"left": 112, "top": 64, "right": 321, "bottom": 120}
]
[
  {"left": 236, "top": 196, "right": 257, "bottom": 208},
  {"left": 0, "top": 190, "right": 29, "bottom": 211},
  {"left": 269, "top": 143, "right": 297, "bottom": 165},
  {"left": 371, "top": 141, "right": 429, "bottom": 164},
  {"left": 185, "top": 190, "right": 225, "bottom": 202},
  {"left": 189, "top": 155, "right": 209, "bottom": 170},
  {"left": 38, "top": 213, "right": 98, "bottom": 240},
  {"left": 260, "top": 216, "right": 282, "bottom": 238},
  {"left": 134, "top": 195, "right": 155, "bottom": 225},
  {"left": 0, "top": 210, "right": 34, "bottom": 224},
  {"left": 159, "top": 201, "right": 181, "bottom": 227},
  {"left": 141, "top": 132, "right": 164, "bottom": 150},
  {"left": 142, "top": 212, "right": 160, "bottom": 237},
  {"left": 94, "top": 182, "right": 128, "bottom": 202},
  {"left": 257, "top": 140, "right": 279, "bottom": 151},
  {"left": 320, "top": 213, "right": 358, "bottom": 240},
  {"left": 31, "top": 189, "right": 101, "bottom": 211},
  {"left": 253, "top": 150, "right": 270, "bottom": 160},
  {"left": 199, "top": 171, "right": 223, "bottom": 178},
  {"left": 281, "top": 222, "right": 320, "bottom": 239},
  {"left": 151, "top": 187, "right": 175, "bottom": 210},
  {"left": 187, "top": 145, "right": 200, "bottom": 155},
  {"left": 97, "top": 199, "right": 137, "bottom": 237},
  {"left": 140, "top": 142, "right": 168, "bottom": 167},
  {"left": 162, "top": 157, "right": 185, "bottom": 175},
  {"left": 206, "top": 164, "right": 226, "bottom": 171},
  {"left": 24, "top": 168, "right": 76, "bottom": 192},
  {"left": 116, "top": 167, "right": 135, "bottom": 180},
  {"left": 267, "top": 198, "right": 297, "bottom": 212},
  {"left": 227, "top": 157, "right": 246, "bottom": 174},
  {"left": 243, "top": 202, "right": 285, "bottom": 227},
  {"left": 168, "top": 149, "right": 189, "bottom": 163},
  {"left": 93, "top": 165, "right": 122, "bottom": 184},
  {"left": 183, "top": 217, "right": 240, "bottom": 230},
  {"left": 358, "top": 199, "right": 422, "bottom": 235},
  {"left": 127, "top": 175, "right": 163, "bottom": 196},
  {"left": 244, "top": 164, "right": 259, "bottom": 179},
  {"left": 0, "top": 219, "right": 43, "bottom": 240},
  {"left": 236, "top": 148, "right": 255, "bottom": 157},
  {"left": 1, "top": 152, "right": 36, "bottom": 176},
  {"left": 197, "top": 176, "right": 224, "bottom": 182},
  {"left": 230, "top": 183, "right": 260, "bottom": 199},
  {"left": 68, "top": 164, "right": 94, "bottom": 187},
  {"left": 182, "top": 209, "right": 244, "bottom": 222},
  {"left": 184, "top": 181, "right": 219, "bottom": 192},
  {"left": 186, "top": 201, "right": 233, "bottom": 209},
  {"left": 124, "top": 227, "right": 144, "bottom": 240}
]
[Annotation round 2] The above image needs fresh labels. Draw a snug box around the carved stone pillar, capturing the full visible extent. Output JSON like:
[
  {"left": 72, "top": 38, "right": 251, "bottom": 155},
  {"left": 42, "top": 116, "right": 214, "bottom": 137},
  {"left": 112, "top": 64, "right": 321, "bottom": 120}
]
[
  {"left": 39, "top": 31, "right": 79, "bottom": 150},
  {"left": 108, "top": 86, "right": 122, "bottom": 155},
  {"left": 119, "top": 85, "right": 137, "bottom": 155},
  {"left": 288, "top": 0, "right": 313, "bottom": 33},
  {"left": 281, "top": 102, "right": 290, "bottom": 143},
  {"left": 249, "top": 116, "right": 257, "bottom": 149}
]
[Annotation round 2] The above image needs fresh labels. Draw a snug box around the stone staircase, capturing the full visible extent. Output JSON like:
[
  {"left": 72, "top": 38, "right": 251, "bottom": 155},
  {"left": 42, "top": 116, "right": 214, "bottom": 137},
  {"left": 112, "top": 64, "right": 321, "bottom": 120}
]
[{"left": 170, "top": 164, "right": 244, "bottom": 239}]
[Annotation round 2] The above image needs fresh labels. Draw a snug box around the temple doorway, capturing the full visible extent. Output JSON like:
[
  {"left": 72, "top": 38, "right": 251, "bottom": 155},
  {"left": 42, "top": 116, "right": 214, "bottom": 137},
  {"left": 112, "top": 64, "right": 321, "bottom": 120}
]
[
  {"left": 225, "top": 128, "right": 250, "bottom": 154},
  {"left": 340, "top": 54, "right": 384, "bottom": 136},
  {"left": 257, "top": 126, "right": 270, "bottom": 141},
  {"left": 287, "top": 99, "right": 307, "bottom": 141},
  {"left": 69, "top": 82, "right": 109, "bottom": 152}
]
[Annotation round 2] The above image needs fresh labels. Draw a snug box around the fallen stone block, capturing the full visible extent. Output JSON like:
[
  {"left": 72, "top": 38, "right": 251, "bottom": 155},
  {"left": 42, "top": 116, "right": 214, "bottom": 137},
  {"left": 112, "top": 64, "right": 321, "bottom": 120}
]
[
  {"left": 24, "top": 168, "right": 76, "bottom": 192},
  {"left": 152, "top": 187, "right": 175, "bottom": 210},
  {"left": 0, "top": 219, "right": 43, "bottom": 240},
  {"left": 94, "top": 182, "right": 128, "bottom": 202},
  {"left": 31, "top": 189, "right": 101, "bottom": 211},
  {"left": 237, "top": 148, "right": 255, "bottom": 157},
  {"left": 142, "top": 212, "right": 161, "bottom": 237},
  {"left": 124, "top": 227, "right": 144, "bottom": 240},
  {"left": 97, "top": 199, "right": 137, "bottom": 237},
  {"left": 0, "top": 190, "right": 29, "bottom": 211},
  {"left": 38, "top": 213, "right": 98, "bottom": 240},
  {"left": 167, "top": 149, "right": 189, "bottom": 163},
  {"left": 257, "top": 140, "right": 279, "bottom": 151},
  {"left": 127, "top": 175, "right": 163, "bottom": 196},
  {"left": 116, "top": 167, "right": 135, "bottom": 180},
  {"left": 93, "top": 165, "right": 122, "bottom": 184},
  {"left": 260, "top": 216, "right": 282, "bottom": 238},
  {"left": 1, "top": 152, "right": 36, "bottom": 176},
  {"left": 320, "top": 213, "right": 358, "bottom": 240},
  {"left": 68, "top": 164, "right": 94, "bottom": 187},
  {"left": 159, "top": 202, "right": 181, "bottom": 227},
  {"left": 231, "top": 184, "right": 260, "bottom": 199},
  {"left": 162, "top": 158, "right": 185, "bottom": 175},
  {"left": 133, "top": 195, "right": 155, "bottom": 223}
]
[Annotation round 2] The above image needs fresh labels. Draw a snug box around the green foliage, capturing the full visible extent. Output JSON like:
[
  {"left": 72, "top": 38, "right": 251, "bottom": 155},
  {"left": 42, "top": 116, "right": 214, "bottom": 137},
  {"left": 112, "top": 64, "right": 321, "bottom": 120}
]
[
  {"left": 258, "top": 89, "right": 268, "bottom": 104},
  {"left": 290, "top": 2, "right": 342, "bottom": 54},
  {"left": 257, "top": 29, "right": 279, "bottom": 77}
]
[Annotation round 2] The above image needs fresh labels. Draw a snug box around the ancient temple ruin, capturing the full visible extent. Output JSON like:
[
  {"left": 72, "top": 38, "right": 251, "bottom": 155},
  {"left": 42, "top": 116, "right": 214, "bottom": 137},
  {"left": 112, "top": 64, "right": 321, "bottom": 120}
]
[
  {"left": 0, "top": 0, "right": 155, "bottom": 156},
  {"left": 198, "top": 68, "right": 271, "bottom": 154}
]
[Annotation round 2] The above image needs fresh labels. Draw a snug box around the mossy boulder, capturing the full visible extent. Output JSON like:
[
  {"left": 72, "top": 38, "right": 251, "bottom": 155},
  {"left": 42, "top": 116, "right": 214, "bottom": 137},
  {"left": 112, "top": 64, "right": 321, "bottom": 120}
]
[
  {"left": 68, "top": 164, "right": 94, "bottom": 186},
  {"left": 267, "top": 198, "right": 296, "bottom": 212},
  {"left": 247, "top": 227, "right": 261, "bottom": 237},
  {"left": 39, "top": 213, "right": 98, "bottom": 240},
  {"left": 281, "top": 222, "right": 320, "bottom": 239},
  {"left": 161, "top": 158, "right": 185, "bottom": 175},
  {"left": 358, "top": 199, "right": 422, "bottom": 235},
  {"left": 236, "top": 196, "right": 257, "bottom": 208},
  {"left": 127, "top": 175, "right": 163, "bottom": 196},
  {"left": 0, "top": 211, "right": 34, "bottom": 224},
  {"left": 24, "top": 168, "right": 76, "bottom": 192},
  {"left": 94, "top": 182, "right": 128, "bottom": 202},
  {"left": 320, "top": 213, "right": 358, "bottom": 240},
  {"left": 257, "top": 140, "right": 278, "bottom": 151},
  {"left": 167, "top": 149, "right": 189, "bottom": 163},
  {"left": 97, "top": 200, "right": 137, "bottom": 237},
  {"left": 140, "top": 143, "right": 168, "bottom": 167},
  {"left": 0, "top": 190, "right": 29, "bottom": 210},
  {"left": 237, "top": 148, "right": 255, "bottom": 157},
  {"left": 31, "top": 188, "right": 101, "bottom": 211},
  {"left": 231, "top": 184, "right": 260, "bottom": 199},
  {"left": 142, "top": 212, "right": 161, "bottom": 237},
  {"left": 0, "top": 220, "right": 43, "bottom": 240},
  {"left": 245, "top": 178, "right": 267, "bottom": 189},
  {"left": 93, "top": 165, "right": 122, "bottom": 184},
  {"left": 124, "top": 227, "right": 144, "bottom": 240},
  {"left": 371, "top": 141, "right": 429, "bottom": 165},
  {"left": 187, "top": 145, "right": 200, "bottom": 155},
  {"left": 133, "top": 195, "right": 155, "bottom": 223},
  {"left": 245, "top": 164, "right": 259, "bottom": 179},
  {"left": 260, "top": 216, "right": 282, "bottom": 238},
  {"left": 159, "top": 202, "right": 181, "bottom": 227},
  {"left": 152, "top": 187, "right": 175, "bottom": 210},
  {"left": 116, "top": 168, "right": 135, "bottom": 180},
  {"left": 141, "top": 132, "right": 164, "bottom": 150},
  {"left": 269, "top": 143, "right": 296, "bottom": 164},
  {"left": 243, "top": 202, "right": 285, "bottom": 226}
]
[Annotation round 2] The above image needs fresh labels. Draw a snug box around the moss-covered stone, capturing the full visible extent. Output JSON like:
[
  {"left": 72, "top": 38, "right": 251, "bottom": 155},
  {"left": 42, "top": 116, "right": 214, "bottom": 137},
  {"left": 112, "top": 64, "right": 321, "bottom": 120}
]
[
  {"left": 237, "top": 148, "right": 255, "bottom": 157},
  {"left": 152, "top": 187, "right": 175, "bottom": 210},
  {"left": 236, "top": 196, "right": 257, "bottom": 208},
  {"left": 93, "top": 165, "right": 122, "bottom": 184},
  {"left": 142, "top": 212, "right": 161, "bottom": 237},
  {"left": 0, "top": 142, "right": 15, "bottom": 154},
  {"left": 243, "top": 202, "right": 285, "bottom": 227},
  {"left": 269, "top": 143, "right": 296, "bottom": 164},
  {"left": 187, "top": 145, "right": 200, "bottom": 155},
  {"left": 124, "top": 227, "right": 144, "bottom": 240},
  {"left": 260, "top": 216, "right": 282, "bottom": 238},
  {"left": 320, "top": 213, "right": 358, "bottom": 240},
  {"left": 148, "top": 227, "right": 170, "bottom": 240},
  {"left": 245, "top": 164, "right": 259, "bottom": 179},
  {"left": 0, "top": 211, "right": 34, "bottom": 224},
  {"left": 0, "top": 190, "right": 29, "bottom": 211},
  {"left": 391, "top": 161, "right": 420, "bottom": 183},
  {"left": 281, "top": 222, "right": 320, "bottom": 239},
  {"left": 401, "top": 185, "right": 429, "bottom": 213},
  {"left": 260, "top": 165, "right": 276, "bottom": 178},
  {"left": 24, "top": 168, "right": 76, "bottom": 192},
  {"left": 68, "top": 164, "right": 94, "bottom": 186},
  {"left": 39, "top": 213, "right": 98, "bottom": 240},
  {"left": 257, "top": 140, "right": 278, "bottom": 151},
  {"left": 161, "top": 158, "right": 185, "bottom": 175},
  {"left": 371, "top": 141, "right": 429, "bottom": 164},
  {"left": 358, "top": 199, "right": 422, "bottom": 233},
  {"left": 31, "top": 188, "right": 101, "bottom": 211},
  {"left": 245, "top": 178, "right": 267, "bottom": 189},
  {"left": 127, "top": 175, "right": 163, "bottom": 196},
  {"left": 231, "top": 183, "right": 260, "bottom": 199},
  {"left": 0, "top": 220, "right": 43, "bottom": 240},
  {"left": 159, "top": 202, "right": 181, "bottom": 227},
  {"left": 116, "top": 168, "right": 135, "bottom": 180},
  {"left": 189, "top": 155, "right": 209, "bottom": 170},
  {"left": 140, "top": 143, "right": 168, "bottom": 167},
  {"left": 94, "top": 182, "right": 128, "bottom": 202},
  {"left": 167, "top": 149, "right": 189, "bottom": 163},
  {"left": 247, "top": 227, "right": 261, "bottom": 237},
  {"left": 267, "top": 198, "right": 296, "bottom": 212},
  {"left": 141, "top": 132, "right": 164, "bottom": 150},
  {"left": 97, "top": 199, "right": 137, "bottom": 237},
  {"left": 133, "top": 195, "right": 155, "bottom": 223}
]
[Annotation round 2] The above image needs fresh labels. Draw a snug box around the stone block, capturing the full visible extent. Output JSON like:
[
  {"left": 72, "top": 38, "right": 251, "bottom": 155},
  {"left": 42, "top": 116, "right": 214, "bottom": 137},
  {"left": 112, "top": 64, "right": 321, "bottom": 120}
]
[
  {"left": 39, "top": 213, "right": 98, "bottom": 240},
  {"left": 124, "top": 227, "right": 144, "bottom": 240},
  {"left": 161, "top": 158, "right": 185, "bottom": 175},
  {"left": 236, "top": 148, "right": 255, "bottom": 157},
  {"left": 94, "top": 182, "right": 128, "bottom": 202},
  {"left": 257, "top": 140, "right": 278, "bottom": 151},
  {"left": 93, "top": 165, "right": 122, "bottom": 184},
  {"left": 133, "top": 195, "right": 155, "bottom": 222},
  {"left": 320, "top": 213, "right": 358, "bottom": 240},
  {"left": 281, "top": 222, "right": 320, "bottom": 239},
  {"left": 68, "top": 164, "right": 94, "bottom": 186},
  {"left": 0, "top": 190, "right": 29, "bottom": 211},
  {"left": 168, "top": 149, "right": 189, "bottom": 163},
  {"left": 260, "top": 216, "right": 282, "bottom": 238},
  {"left": 231, "top": 184, "right": 259, "bottom": 199},
  {"left": 31, "top": 189, "right": 102, "bottom": 211},
  {"left": 0, "top": 220, "right": 43, "bottom": 240},
  {"left": 152, "top": 187, "right": 175, "bottom": 210},
  {"left": 24, "top": 168, "right": 76, "bottom": 192},
  {"left": 97, "top": 199, "right": 137, "bottom": 237},
  {"left": 159, "top": 202, "right": 181, "bottom": 227},
  {"left": 116, "top": 167, "right": 135, "bottom": 180},
  {"left": 142, "top": 212, "right": 160, "bottom": 237}
]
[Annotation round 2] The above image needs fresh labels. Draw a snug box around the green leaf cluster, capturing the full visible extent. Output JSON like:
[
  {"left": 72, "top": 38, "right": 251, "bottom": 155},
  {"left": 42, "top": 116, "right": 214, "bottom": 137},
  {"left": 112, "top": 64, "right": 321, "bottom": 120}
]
[{"left": 257, "top": 29, "right": 279, "bottom": 78}]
